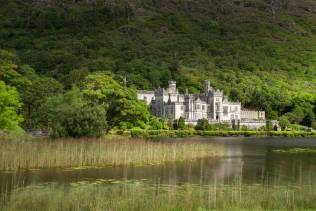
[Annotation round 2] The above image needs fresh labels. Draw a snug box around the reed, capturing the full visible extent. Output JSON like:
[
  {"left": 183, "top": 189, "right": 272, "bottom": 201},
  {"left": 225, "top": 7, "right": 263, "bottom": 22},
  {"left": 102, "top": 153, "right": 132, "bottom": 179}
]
[
  {"left": 1, "top": 180, "right": 316, "bottom": 210},
  {"left": 0, "top": 131, "right": 32, "bottom": 142},
  {"left": 0, "top": 137, "right": 221, "bottom": 171}
]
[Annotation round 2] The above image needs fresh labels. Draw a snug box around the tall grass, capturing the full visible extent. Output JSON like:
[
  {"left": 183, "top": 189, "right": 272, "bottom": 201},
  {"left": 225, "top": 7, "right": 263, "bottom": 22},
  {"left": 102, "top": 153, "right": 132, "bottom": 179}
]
[
  {"left": 0, "top": 137, "right": 221, "bottom": 171},
  {"left": 0, "top": 131, "right": 32, "bottom": 142},
  {"left": 1, "top": 180, "right": 316, "bottom": 210}
]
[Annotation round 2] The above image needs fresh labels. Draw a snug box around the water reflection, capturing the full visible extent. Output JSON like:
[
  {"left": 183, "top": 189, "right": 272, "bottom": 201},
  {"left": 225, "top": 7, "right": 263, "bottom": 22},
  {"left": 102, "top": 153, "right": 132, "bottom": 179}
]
[{"left": 1, "top": 137, "right": 316, "bottom": 193}]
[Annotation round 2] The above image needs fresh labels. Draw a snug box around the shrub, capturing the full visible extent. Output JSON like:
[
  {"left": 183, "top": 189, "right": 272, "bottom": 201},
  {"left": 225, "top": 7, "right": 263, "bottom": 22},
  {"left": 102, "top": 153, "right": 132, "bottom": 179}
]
[
  {"left": 279, "top": 116, "right": 290, "bottom": 131},
  {"left": 46, "top": 87, "right": 107, "bottom": 138},
  {"left": 195, "top": 119, "right": 209, "bottom": 131},
  {"left": 131, "top": 129, "right": 148, "bottom": 138},
  {"left": 177, "top": 117, "right": 186, "bottom": 130}
]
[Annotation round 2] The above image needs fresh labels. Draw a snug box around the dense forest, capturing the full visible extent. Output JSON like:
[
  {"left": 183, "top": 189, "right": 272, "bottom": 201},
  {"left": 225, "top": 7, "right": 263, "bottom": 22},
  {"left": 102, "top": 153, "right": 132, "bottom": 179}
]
[{"left": 0, "top": 0, "right": 316, "bottom": 135}]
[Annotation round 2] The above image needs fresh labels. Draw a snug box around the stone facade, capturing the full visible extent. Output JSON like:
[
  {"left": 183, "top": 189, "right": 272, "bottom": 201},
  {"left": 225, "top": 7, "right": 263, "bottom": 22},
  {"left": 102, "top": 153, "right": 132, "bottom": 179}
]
[
  {"left": 241, "top": 110, "right": 266, "bottom": 121},
  {"left": 137, "top": 80, "right": 266, "bottom": 126},
  {"left": 137, "top": 90, "right": 155, "bottom": 105}
]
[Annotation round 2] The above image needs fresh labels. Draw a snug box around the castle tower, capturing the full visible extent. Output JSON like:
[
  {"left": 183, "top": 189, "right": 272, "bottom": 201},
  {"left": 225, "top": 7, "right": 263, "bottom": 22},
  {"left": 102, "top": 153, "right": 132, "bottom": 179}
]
[
  {"left": 168, "top": 81, "right": 177, "bottom": 94},
  {"left": 213, "top": 89, "right": 223, "bottom": 121},
  {"left": 204, "top": 80, "right": 211, "bottom": 94}
]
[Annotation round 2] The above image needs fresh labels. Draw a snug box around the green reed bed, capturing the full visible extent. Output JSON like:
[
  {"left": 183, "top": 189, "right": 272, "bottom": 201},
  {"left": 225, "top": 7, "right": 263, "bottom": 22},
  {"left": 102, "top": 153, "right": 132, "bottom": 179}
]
[
  {"left": 0, "top": 138, "right": 221, "bottom": 171},
  {"left": 1, "top": 180, "right": 316, "bottom": 211}
]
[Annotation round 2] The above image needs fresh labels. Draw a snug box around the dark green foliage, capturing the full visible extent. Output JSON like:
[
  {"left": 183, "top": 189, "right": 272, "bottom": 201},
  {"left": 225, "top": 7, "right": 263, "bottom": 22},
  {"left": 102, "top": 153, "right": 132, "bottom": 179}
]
[
  {"left": 0, "top": 50, "right": 30, "bottom": 90},
  {"left": 148, "top": 118, "right": 164, "bottom": 130},
  {"left": 0, "top": 0, "right": 316, "bottom": 131},
  {"left": 284, "top": 96, "right": 315, "bottom": 127},
  {"left": 0, "top": 50, "right": 64, "bottom": 129},
  {"left": 22, "top": 70, "right": 64, "bottom": 129},
  {"left": 195, "top": 119, "right": 209, "bottom": 131},
  {"left": 46, "top": 87, "right": 107, "bottom": 138}
]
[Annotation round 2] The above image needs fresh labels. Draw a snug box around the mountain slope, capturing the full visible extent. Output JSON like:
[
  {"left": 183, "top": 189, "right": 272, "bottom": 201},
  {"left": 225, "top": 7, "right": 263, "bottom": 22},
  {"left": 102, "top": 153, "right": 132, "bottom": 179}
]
[{"left": 0, "top": 0, "right": 315, "bottom": 124}]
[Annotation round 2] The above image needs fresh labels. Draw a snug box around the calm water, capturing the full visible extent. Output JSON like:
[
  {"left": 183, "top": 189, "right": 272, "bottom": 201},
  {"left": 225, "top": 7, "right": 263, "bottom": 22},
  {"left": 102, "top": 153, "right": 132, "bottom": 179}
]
[{"left": 1, "top": 137, "right": 316, "bottom": 193}]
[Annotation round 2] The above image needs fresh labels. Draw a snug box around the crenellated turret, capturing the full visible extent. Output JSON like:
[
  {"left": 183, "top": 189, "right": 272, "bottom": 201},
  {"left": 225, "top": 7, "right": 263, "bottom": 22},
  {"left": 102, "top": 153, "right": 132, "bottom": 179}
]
[{"left": 168, "top": 81, "right": 177, "bottom": 94}]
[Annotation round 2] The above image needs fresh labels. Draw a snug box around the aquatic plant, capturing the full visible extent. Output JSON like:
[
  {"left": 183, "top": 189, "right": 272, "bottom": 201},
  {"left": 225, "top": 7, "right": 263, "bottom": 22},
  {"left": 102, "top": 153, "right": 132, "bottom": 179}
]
[
  {"left": 0, "top": 137, "right": 221, "bottom": 171},
  {"left": 1, "top": 180, "right": 316, "bottom": 211}
]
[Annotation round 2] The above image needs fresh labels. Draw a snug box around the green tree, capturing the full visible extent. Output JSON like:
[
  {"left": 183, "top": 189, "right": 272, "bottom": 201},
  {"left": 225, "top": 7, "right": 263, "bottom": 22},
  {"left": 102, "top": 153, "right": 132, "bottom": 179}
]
[
  {"left": 268, "top": 111, "right": 279, "bottom": 120},
  {"left": 0, "top": 50, "right": 30, "bottom": 90},
  {"left": 0, "top": 81, "right": 23, "bottom": 132},
  {"left": 21, "top": 70, "right": 64, "bottom": 129},
  {"left": 82, "top": 72, "right": 152, "bottom": 130},
  {"left": 278, "top": 116, "right": 290, "bottom": 131},
  {"left": 177, "top": 117, "right": 186, "bottom": 130},
  {"left": 45, "top": 87, "right": 107, "bottom": 138}
]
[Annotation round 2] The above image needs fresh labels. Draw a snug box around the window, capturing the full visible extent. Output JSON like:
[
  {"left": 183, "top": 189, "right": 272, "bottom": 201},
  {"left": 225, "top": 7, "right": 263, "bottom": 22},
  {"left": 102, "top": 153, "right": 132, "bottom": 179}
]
[
  {"left": 181, "top": 106, "right": 184, "bottom": 111},
  {"left": 197, "top": 104, "right": 201, "bottom": 110},
  {"left": 202, "top": 105, "right": 205, "bottom": 110},
  {"left": 215, "top": 103, "right": 220, "bottom": 111},
  {"left": 223, "top": 106, "right": 228, "bottom": 115}
]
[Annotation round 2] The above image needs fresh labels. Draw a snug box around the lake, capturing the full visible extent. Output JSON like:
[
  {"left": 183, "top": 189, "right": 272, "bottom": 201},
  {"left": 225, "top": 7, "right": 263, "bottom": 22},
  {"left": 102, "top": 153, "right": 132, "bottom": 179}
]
[
  {"left": 1, "top": 137, "right": 316, "bottom": 210},
  {"left": 1, "top": 137, "right": 316, "bottom": 190}
]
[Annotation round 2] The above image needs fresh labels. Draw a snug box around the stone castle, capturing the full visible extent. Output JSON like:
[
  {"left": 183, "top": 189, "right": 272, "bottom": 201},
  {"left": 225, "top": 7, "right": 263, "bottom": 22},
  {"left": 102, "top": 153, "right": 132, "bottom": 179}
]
[{"left": 137, "top": 80, "right": 266, "bottom": 128}]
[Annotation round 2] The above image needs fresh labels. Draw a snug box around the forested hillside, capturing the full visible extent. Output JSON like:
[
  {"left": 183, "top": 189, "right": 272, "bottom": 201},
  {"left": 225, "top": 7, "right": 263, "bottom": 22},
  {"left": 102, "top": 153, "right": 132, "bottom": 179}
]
[{"left": 0, "top": 0, "right": 316, "bottom": 131}]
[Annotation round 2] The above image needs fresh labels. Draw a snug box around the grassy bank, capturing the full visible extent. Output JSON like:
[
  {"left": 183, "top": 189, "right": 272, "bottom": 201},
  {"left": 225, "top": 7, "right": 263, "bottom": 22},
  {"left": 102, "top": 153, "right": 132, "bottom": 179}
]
[
  {"left": 0, "top": 137, "right": 221, "bottom": 171},
  {"left": 1, "top": 180, "right": 316, "bottom": 210},
  {"left": 115, "top": 129, "right": 316, "bottom": 139}
]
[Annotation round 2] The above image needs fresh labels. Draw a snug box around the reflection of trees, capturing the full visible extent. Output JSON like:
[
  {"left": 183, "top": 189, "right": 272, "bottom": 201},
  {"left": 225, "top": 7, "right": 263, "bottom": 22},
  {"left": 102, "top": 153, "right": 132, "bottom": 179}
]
[
  {"left": 262, "top": 147, "right": 275, "bottom": 186},
  {"left": 262, "top": 148, "right": 316, "bottom": 186}
]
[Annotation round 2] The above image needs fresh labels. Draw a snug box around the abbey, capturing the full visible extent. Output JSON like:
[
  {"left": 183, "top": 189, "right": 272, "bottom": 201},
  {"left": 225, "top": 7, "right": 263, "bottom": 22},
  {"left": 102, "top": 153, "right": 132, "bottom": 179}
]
[{"left": 137, "top": 81, "right": 266, "bottom": 127}]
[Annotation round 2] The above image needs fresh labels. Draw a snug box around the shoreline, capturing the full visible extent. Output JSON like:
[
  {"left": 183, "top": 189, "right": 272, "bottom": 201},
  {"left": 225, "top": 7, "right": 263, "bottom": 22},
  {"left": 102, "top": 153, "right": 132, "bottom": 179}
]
[{"left": 114, "top": 129, "right": 316, "bottom": 139}]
